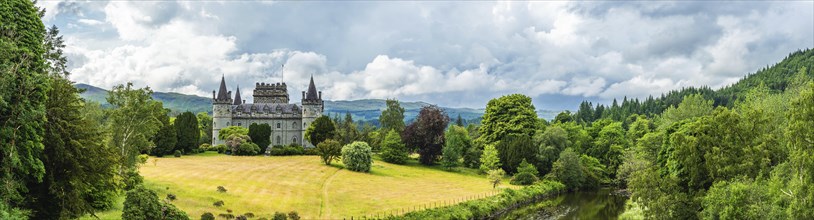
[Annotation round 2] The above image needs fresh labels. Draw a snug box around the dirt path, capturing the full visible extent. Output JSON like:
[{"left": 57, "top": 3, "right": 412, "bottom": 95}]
[{"left": 319, "top": 167, "right": 343, "bottom": 218}]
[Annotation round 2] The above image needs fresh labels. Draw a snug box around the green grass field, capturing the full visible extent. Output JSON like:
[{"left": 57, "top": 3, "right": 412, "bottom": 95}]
[{"left": 87, "top": 152, "right": 508, "bottom": 219}]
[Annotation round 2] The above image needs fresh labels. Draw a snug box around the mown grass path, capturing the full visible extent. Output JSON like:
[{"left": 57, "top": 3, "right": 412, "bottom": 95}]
[{"left": 126, "top": 153, "right": 501, "bottom": 219}]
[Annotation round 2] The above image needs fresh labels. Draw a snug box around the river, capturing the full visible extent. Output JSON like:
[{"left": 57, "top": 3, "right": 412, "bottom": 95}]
[{"left": 500, "top": 188, "right": 629, "bottom": 220}]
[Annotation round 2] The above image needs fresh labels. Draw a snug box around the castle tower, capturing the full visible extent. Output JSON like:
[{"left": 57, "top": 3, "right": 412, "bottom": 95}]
[
  {"left": 301, "top": 75, "right": 323, "bottom": 148},
  {"left": 212, "top": 76, "right": 233, "bottom": 146}
]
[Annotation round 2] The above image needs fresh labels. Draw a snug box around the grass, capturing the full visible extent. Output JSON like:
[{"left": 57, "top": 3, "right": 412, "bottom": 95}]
[{"left": 86, "top": 152, "right": 509, "bottom": 219}]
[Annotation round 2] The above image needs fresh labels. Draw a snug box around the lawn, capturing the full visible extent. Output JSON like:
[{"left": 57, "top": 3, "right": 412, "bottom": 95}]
[{"left": 87, "top": 152, "right": 508, "bottom": 219}]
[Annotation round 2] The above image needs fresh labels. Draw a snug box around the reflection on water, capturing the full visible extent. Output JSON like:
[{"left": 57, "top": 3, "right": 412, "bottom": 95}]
[{"left": 501, "top": 188, "right": 628, "bottom": 220}]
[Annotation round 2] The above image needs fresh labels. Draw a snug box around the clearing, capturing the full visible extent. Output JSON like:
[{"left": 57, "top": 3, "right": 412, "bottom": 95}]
[{"left": 89, "top": 152, "right": 505, "bottom": 219}]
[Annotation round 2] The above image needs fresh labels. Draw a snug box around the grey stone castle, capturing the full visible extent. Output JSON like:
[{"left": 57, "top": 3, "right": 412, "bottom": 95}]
[{"left": 211, "top": 76, "right": 323, "bottom": 148}]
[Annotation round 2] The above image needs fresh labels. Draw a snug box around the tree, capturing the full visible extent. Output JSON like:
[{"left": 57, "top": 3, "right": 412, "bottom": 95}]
[
  {"left": 479, "top": 144, "right": 501, "bottom": 173},
  {"left": 316, "top": 139, "right": 342, "bottom": 165},
  {"left": 379, "top": 99, "right": 406, "bottom": 133},
  {"left": 106, "top": 83, "right": 164, "bottom": 170},
  {"left": 701, "top": 179, "right": 774, "bottom": 219},
  {"left": 380, "top": 130, "right": 408, "bottom": 164},
  {"left": 478, "top": 94, "right": 539, "bottom": 144},
  {"left": 496, "top": 133, "right": 537, "bottom": 174},
  {"left": 0, "top": 0, "right": 49, "bottom": 209},
  {"left": 248, "top": 123, "right": 271, "bottom": 150},
  {"left": 122, "top": 186, "right": 162, "bottom": 220},
  {"left": 401, "top": 105, "right": 449, "bottom": 165},
  {"left": 218, "top": 126, "right": 248, "bottom": 140},
  {"left": 337, "top": 112, "right": 359, "bottom": 145},
  {"left": 554, "top": 111, "right": 573, "bottom": 124},
  {"left": 441, "top": 125, "right": 470, "bottom": 169},
  {"left": 548, "top": 148, "right": 584, "bottom": 191},
  {"left": 174, "top": 111, "right": 199, "bottom": 153},
  {"left": 658, "top": 93, "right": 713, "bottom": 130},
  {"left": 455, "top": 114, "right": 464, "bottom": 126},
  {"left": 341, "top": 142, "right": 373, "bottom": 172},
  {"left": 23, "top": 25, "right": 119, "bottom": 219},
  {"left": 150, "top": 109, "right": 177, "bottom": 157},
  {"left": 197, "top": 112, "right": 213, "bottom": 145},
  {"left": 224, "top": 134, "right": 251, "bottom": 153},
  {"left": 305, "top": 116, "right": 336, "bottom": 146},
  {"left": 536, "top": 126, "right": 569, "bottom": 175},
  {"left": 487, "top": 169, "right": 505, "bottom": 189},
  {"left": 590, "top": 122, "right": 627, "bottom": 178},
  {"left": 510, "top": 159, "right": 539, "bottom": 185}
]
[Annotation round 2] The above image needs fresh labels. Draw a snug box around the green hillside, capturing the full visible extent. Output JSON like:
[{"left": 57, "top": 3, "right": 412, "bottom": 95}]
[{"left": 75, "top": 84, "right": 559, "bottom": 123}]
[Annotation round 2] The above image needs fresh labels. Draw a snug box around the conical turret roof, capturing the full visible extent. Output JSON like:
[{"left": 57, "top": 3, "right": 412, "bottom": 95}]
[
  {"left": 305, "top": 75, "right": 319, "bottom": 100},
  {"left": 216, "top": 75, "right": 229, "bottom": 100},
  {"left": 233, "top": 85, "right": 242, "bottom": 105}
]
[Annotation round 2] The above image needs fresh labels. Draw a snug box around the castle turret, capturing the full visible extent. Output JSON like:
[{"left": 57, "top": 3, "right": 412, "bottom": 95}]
[
  {"left": 212, "top": 76, "right": 233, "bottom": 145},
  {"left": 301, "top": 75, "right": 323, "bottom": 148}
]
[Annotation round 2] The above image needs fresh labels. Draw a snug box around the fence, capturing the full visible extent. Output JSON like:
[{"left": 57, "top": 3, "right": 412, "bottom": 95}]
[{"left": 343, "top": 189, "right": 502, "bottom": 220}]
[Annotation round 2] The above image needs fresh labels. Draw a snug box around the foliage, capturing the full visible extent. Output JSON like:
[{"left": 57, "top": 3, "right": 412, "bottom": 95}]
[
  {"left": 124, "top": 169, "right": 144, "bottom": 191},
  {"left": 402, "top": 105, "right": 449, "bottom": 165},
  {"left": 218, "top": 126, "right": 249, "bottom": 140},
  {"left": 0, "top": 0, "right": 49, "bottom": 209},
  {"left": 441, "top": 125, "right": 470, "bottom": 169},
  {"left": 341, "top": 142, "right": 373, "bottom": 172},
  {"left": 477, "top": 94, "right": 539, "bottom": 144},
  {"left": 535, "top": 125, "right": 569, "bottom": 175},
  {"left": 268, "top": 144, "right": 306, "bottom": 156},
  {"left": 201, "top": 212, "right": 215, "bottom": 220},
  {"left": 380, "top": 130, "right": 409, "bottom": 164},
  {"left": 548, "top": 148, "right": 584, "bottom": 191},
  {"left": 701, "top": 179, "right": 774, "bottom": 219},
  {"left": 479, "top": 144, "right": 501, "bottom": 173},
  {"left": 304, "top": 115, "right": 336, "bottom": 146},
  {"left": 234, "top": 142, "right": 261, "bottom": 156},
  {"left": 174, "top": 150, "right": 182, "bottom": 158},
  {"left": 175, "top": 111, "right": 200, "bottom": 153},
  {"left": 217, "top": 186, "right": 227, "bottom": 193},
  {"left": 496, "top": 133, "right": 537, "bottom": 174},
  {"left": 197, "top": 112, "right": 213, "bottom": 145},
  {"left": 225, "top": 134, "right": 251, "bottom": 153},
  {"left": 510, "top": 159, "right": 539, "bottom": 185},
  {"left": 487, "top": 169, "right": 505, "bottom": 189},
  {"left": 392, "top": 180, "right": 565, "bottom": 220},
  {"left": 288, "top": 211, "right": 300, "bottom": 220},
  {"left": 151, "top": 109, "right": 177, "bottom": 157},
  {"left": 657, "top": 93, "right": 714, "bottom": 130},
  {"left": 122, "top": 185, "right": 162, "bottom": 220},
  {"left": 336, "top": 112, "right": 360, "bottom": 145},
  {"left": 273, "top": 212, "right": 287, "bottom": 220},
  {"left": 211, "top": 144, "right": 228, "bottom": 154},
  {"left": 379, "top": 99, "right": 406, "bottom": 133},
  {"left": 589, "top": 122, "right": 627, "bottom": 178},
  {"left": 106, "top": 82, "right": 164, "bottom": 169},
  {"left": 315, "top": 139, "right": 342, "bottom": 165},
  {"left": 248, "top": 123, "right": 272, "bottom": 149}
]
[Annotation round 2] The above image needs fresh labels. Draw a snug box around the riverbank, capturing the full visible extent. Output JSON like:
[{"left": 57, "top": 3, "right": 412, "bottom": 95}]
[
  {"left": 500, "top": 187, "right": 630, "bottom": 219},
  {"left": 389, "top": 181, "right": 566, "bottom": 220}
]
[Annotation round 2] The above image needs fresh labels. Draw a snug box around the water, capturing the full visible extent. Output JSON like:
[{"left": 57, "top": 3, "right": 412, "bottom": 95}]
[{"left": 501, "top": 188, "right": 628, "bottom": 220}]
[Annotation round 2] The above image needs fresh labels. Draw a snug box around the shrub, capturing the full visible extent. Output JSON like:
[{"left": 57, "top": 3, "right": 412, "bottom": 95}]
[
  {"left": 201, "top": 212, "right": 215, "bottom": 220},
  {"left": 174, "top": 150, "right": 182, "bottom": 157},
  {"left": 380, "top": 130, "right": 408, "bottom": 164},
  {"left": 488, "top": 169, "right": 506, "bottom": 189},
  {"left": 235, "top": 215, "right": 247, "bottom": 220},
  {"left": 268, "top": 145, "right": 306, "bottom": 156},
  {"left": 243, "top": 212, "right": 255, "bottom": 218},
  {"left": 316, "top": 139, "right": 342, "bottom": 165},
  {"left": 122, "top": 186, "right": 161, "bottom": 220},
  {"left": 510, "top": 159, "right": 539, "bottom": 185},
  {"left": 199, "top": 143, "right": 211, "bottom": 151},
  {"left": 137, "top": 154, "right": 149, "bottom": 165},
  {"left": 213, "top": 200, "right": 224, "bottom": 207},
  {"left": 273, "top": 212, "right": 287, "bottom": 220},
  {"left": 288, "top": 211, "right": 300, "bottom": 220},
  {"left": 218, "top": 213, "right": 235, "bottom": 219},
  {"left": 123, "top": 170, "right": 143, "bottom": 191},
  {"left": 341, "top": 142, "right": 373, "bottom": 172},
  {"left": 234, "top": 142, "right": 261, "bottom": 156},
  {"left": 166, "top": 193, "right": 176, "bottom": 201},
  {"left": 212, "top": 144, "right": 228, "bottom": 154},
  {"left": 303, "top": 147, "right": 319, "bottom": 155},
  {"left": 160, "top": 202, "right": 190, "bottom": 220},
  {"left": 217, "top": 186, "right": 227, "bottom": 193}
]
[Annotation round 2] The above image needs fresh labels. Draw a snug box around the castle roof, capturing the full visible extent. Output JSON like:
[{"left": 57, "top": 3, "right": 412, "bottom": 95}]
[
  {"left": 233, "top": 85, "right": 242, "bottom": 105},
  {"left": 305, "top": 75, "right": 319, "bottom": 101},
  {"left": 216, "top": 75, "right": 230, "bottom": 100}
]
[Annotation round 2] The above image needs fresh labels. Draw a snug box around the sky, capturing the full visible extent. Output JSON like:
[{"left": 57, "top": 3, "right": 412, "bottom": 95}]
[{"left": 38, "top": 1, "right": 814, "bottom": 110}]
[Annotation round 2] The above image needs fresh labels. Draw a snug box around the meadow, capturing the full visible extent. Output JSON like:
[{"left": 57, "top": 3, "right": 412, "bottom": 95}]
[{"left": 87, "top": 152, "right": 507, "bottom": 219}]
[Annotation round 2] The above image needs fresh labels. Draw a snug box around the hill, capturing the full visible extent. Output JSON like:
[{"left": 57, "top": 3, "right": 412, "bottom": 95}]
[
  {"left": 84, "top": 153, "right": 505, "bottom": 219},
  {"left": 75, "top": 84, "right": 560, "bottom": 122}
]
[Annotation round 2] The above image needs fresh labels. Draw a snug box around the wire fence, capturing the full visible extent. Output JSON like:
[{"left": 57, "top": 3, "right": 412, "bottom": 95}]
[{"left": 342, "top": 189, "right": 502, "bottom": 220}]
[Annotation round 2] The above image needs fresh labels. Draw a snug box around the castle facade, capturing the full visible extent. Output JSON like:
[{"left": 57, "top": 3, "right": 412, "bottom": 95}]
[{"left": 211, "top": 76, "right": 323, "bottom": 148}]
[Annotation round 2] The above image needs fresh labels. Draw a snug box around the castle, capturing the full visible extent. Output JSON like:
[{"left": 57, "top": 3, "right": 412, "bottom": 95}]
[{"left": 211, "top": 76, "right": 323, "bottom": 148}]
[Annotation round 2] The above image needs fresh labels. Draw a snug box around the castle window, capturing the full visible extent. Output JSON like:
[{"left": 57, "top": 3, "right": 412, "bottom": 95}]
[
  {"left": 277, "top": 123, "right": 281, "bottom": 128},
  {"left": 292, "top": 136, "right": 297, "bottom": 143},
  {"left": 238, "top": 123, "right": 241, "bottom": 126}
]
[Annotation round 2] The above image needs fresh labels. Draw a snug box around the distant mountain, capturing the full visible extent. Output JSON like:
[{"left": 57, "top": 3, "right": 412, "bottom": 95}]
[{"left": 75, "top": 84, "right": 562, "bottom": 123}]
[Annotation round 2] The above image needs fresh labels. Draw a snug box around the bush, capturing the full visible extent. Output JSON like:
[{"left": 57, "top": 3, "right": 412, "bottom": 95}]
[
  {"left": 161, "top": 202, "right": 190, "bottom": 220},
  {"left": 199, "top": 143, "right": 211, "bottom": 151},
  {"left": 510, "top": 159, "right": 539, "bottom": 185},
  {"left": 166, "top": 193, "right": 176, "bottom": 201},
  {"left": 288, "top": 211, "right": 300, "bottom": 220},
  {"left": 174, "top": 150, "right": 182, "bottom": 158},
  {"left": 218, "top": 213, "right": 235, "bottom": 219},
  {"left": 303, "top": 147, "right": 319, "bottom": 155},
  {"left": 341, "top": 142, "right": 373, "bottom": 172},
  {"left": 217, "top": 186, "right": 227, "bottom": 193},
  {"left": 137, "top": 154, "right": 149, "bottom": 165},
  {"left": 122, "top": 186, "right": 161, "bottom": 220},
  {"left": 213, "top": 200, "right": 224, "bottom": 207},
  {"left": 316, "top": 139, "right": 342, "bottom": 165},
  {"left": 268, "top": 144, "right": 306, "bottom": 156},
  {"left": 212, "top": 144, "right": 228, "bottom": 154},
  {"left": 201, "top": 212, "right": 215, "bottom": 220},
  {"left": 243, "top": 212, "right": 255, "bottom": 218},
  {"left": 273, "top": 212, "right": 287, "bottom": 220},
  {"left": 123, "top": 170, "right": 143, "bottom": 191},
  {"left": 234, "top": 142, "right": 261, "bottom": 156},
  {"left": 235, "top": 215, "right": 247, "bottom": 220}
]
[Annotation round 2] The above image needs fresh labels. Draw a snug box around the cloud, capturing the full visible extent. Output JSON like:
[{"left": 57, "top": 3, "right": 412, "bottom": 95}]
[{"left": 47, "top": 1, "right": 813, "bottom": 110}]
